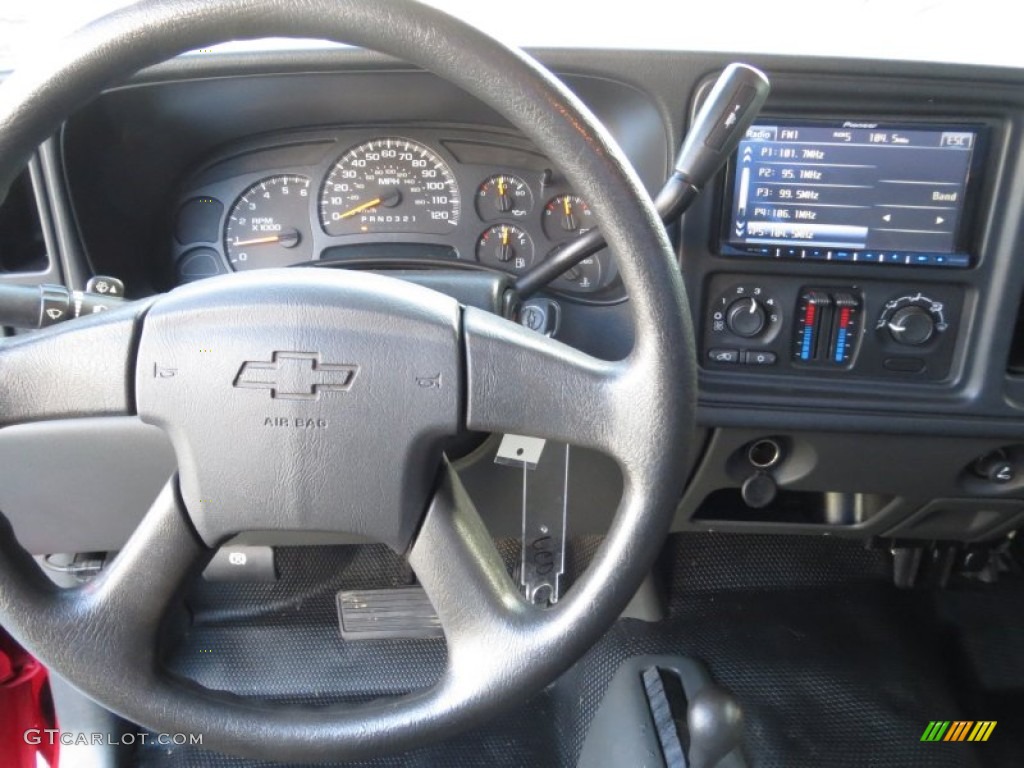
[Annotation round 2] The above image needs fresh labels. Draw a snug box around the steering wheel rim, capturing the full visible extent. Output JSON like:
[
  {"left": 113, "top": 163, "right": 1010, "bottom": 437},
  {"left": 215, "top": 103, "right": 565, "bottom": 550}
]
[{"left": 0, "top": 0, "right": 697, "bottom": 761}]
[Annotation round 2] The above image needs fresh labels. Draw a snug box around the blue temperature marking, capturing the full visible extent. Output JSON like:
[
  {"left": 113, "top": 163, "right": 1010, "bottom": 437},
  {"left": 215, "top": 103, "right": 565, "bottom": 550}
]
[
  {"left": 801, "top": 326, "right": 813, "bottom": 360},
  {"left": 834, "top": 329, "right": 848, "bottom": 362}
]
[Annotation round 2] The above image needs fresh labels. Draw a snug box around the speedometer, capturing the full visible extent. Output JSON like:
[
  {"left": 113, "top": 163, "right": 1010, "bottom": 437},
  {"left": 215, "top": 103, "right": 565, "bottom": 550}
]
[{"left": 319, "top": 138, "right": 461, "bottom": 236}]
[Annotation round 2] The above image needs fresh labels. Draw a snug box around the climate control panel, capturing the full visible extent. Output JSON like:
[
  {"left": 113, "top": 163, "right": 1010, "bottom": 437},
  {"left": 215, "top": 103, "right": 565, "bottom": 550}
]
[
  {"left": 702, "top": 274, "right": 963, "bottom": 380},
  {"left": 707, "top": 283, "right": 782, "bottom": 366}
]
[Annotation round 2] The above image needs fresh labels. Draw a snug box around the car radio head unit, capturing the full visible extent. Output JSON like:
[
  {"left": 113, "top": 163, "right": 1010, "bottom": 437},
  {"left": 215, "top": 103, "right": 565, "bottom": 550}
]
[{"left": 720, "top": 119, "right": 986, "bottom": 267}]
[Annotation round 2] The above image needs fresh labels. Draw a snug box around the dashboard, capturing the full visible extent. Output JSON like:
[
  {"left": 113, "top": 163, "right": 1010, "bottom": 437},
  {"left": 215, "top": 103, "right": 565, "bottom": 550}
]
[
  {"left": 171, "top": 127, "right": 620, "bottom": 299},
  {"left": 5, "top": 46, "right": 1024, "bottom": 556}
]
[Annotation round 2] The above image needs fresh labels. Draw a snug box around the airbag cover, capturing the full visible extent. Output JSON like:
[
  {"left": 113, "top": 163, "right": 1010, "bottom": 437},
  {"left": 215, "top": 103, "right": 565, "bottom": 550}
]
[{"left": 135, "top": 269, "right": 460, "bottom": 550}]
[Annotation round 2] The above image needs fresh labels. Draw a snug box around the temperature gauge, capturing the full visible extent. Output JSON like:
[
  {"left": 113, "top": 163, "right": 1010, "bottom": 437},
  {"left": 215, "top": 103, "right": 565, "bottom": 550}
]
[
  {"left": 547, "top": 244, "right": 605, "bottom": 293},
  {"left": 476, "top": 224, "right": 535, "bottom": 272},
  {"left": 558, "top": 256, "right": 602, "bottom": 292}
]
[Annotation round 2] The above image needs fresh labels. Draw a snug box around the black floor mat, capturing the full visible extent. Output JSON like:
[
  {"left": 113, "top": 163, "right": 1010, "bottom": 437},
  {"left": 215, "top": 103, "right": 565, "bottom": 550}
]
[{"left": 136, "top": 534, "right": 1024, "bottom": 768}]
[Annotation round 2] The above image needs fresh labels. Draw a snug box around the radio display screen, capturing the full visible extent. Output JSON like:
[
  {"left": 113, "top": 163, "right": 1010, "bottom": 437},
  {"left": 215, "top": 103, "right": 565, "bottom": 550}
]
[{"left": 721, "top": 120, "right": 983, "bottom": 267}]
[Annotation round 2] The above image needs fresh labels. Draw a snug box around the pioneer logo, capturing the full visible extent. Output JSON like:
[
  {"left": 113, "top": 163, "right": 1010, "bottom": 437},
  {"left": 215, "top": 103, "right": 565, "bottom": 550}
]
[
  {"left": 234, "top": 352, "right": 358, "bottom": 400},
  {"left": 842, "top": 121, "right": 879, "bottom": 129}
]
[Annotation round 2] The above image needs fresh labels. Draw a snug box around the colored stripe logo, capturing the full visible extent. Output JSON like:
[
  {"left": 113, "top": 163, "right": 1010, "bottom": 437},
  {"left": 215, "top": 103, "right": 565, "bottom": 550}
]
[{"left": 921, "top": 721, "right": 997, "bottom": 742}]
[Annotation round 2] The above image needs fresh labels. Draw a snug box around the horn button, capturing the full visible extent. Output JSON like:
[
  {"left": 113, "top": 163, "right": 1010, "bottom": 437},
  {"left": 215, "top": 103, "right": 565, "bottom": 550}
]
[{"left": 136, "top": 269, "right": 461, "bottom": 551}]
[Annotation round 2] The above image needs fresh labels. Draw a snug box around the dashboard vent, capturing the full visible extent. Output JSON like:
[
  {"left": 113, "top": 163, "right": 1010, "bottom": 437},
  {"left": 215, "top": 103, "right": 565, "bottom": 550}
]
[{"left": 0, "top": 168, "right": 48, "bottom": 274}]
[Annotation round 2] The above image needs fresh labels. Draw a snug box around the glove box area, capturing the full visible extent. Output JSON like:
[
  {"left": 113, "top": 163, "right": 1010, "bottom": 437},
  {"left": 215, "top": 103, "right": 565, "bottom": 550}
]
[{"left": 675, "top": 428, "right": 1024, "bottom": 542}]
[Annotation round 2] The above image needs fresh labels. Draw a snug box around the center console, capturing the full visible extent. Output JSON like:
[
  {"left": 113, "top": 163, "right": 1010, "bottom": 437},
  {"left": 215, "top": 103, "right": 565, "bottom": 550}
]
[
  {"left": 675, "top": 68, "right": 1024, "bottom": 552},
  {"left": 701, "top": 117, "right": 987, "bottom": 382},
  {"left": 678, "top": 63, "right": 1018, "bottom": 426}
]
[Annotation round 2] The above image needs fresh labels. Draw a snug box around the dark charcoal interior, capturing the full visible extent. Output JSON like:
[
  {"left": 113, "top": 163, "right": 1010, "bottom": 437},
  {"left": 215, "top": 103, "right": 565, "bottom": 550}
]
[
  {"left": 135, "top": 534, "right": 1024, "bottom": 768},
  {"left": 2, "top": 9, "right": 1024, "bottom": 766}
]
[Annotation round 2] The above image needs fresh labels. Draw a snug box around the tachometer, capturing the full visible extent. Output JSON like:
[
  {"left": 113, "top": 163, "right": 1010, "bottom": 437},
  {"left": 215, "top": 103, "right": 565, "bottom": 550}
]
[
  {"left": 224, "top": 175, "right": 312, "bottom": 271},
  {"left": 319, "top": 138, "right": 461, "bottom": 235}
]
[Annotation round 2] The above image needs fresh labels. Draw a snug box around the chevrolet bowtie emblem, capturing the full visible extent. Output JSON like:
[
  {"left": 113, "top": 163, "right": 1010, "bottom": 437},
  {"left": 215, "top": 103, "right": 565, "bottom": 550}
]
[{"left": 233, "top": 352, "right": 359, "bottom": 400}]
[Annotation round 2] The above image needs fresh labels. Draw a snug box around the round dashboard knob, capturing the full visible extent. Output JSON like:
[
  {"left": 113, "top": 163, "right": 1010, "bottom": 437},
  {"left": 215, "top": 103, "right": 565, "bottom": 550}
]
[
  {"left": 973, "top": 451, "right": 1015, "bottom": 484},
  {"left": 726, "top": 297, "right": 767, "bottom": 338},
  {"left": 887, "top": 305, "right": 935, "bottom": 346}
]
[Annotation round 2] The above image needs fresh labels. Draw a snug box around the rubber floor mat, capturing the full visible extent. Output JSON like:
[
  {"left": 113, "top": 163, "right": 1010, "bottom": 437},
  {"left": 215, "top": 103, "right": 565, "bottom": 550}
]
[{"left": 135, "top": 534, "right": 1023, "bottom": 767}]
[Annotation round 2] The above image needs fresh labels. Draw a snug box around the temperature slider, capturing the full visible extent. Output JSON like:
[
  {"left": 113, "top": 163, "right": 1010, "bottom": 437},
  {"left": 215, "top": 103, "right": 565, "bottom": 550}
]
[{"left": 794, "top": 289, "right": 861, "bottom": 366}]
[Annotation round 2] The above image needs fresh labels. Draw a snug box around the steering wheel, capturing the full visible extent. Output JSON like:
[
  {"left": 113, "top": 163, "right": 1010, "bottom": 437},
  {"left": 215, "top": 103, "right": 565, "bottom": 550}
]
[{"left": 0, "top": 0, "right": 695, "bottom": 761}]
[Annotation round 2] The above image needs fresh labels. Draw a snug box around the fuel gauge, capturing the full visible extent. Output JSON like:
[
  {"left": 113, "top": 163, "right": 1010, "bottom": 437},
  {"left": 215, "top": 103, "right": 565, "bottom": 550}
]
[{"left": 476, "top": 224, "right": 535, "bottom": 272}]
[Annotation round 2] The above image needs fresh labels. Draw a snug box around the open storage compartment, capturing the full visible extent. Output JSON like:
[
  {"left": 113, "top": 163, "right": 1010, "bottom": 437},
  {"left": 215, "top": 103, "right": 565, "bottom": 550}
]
[{"left": 694, "top": 489, "right": 894, "bottom": 527}]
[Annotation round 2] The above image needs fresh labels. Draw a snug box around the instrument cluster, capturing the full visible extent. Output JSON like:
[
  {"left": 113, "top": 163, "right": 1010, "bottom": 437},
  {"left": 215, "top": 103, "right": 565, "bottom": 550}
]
[{"left": 171, "top": 128, "right": 620, "bottom": 299}]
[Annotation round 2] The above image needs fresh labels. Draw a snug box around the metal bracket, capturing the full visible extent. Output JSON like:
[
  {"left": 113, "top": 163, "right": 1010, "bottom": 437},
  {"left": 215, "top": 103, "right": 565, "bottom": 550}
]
[{"left": 496, "top": 436, "right": 570, "bottom": 605}]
